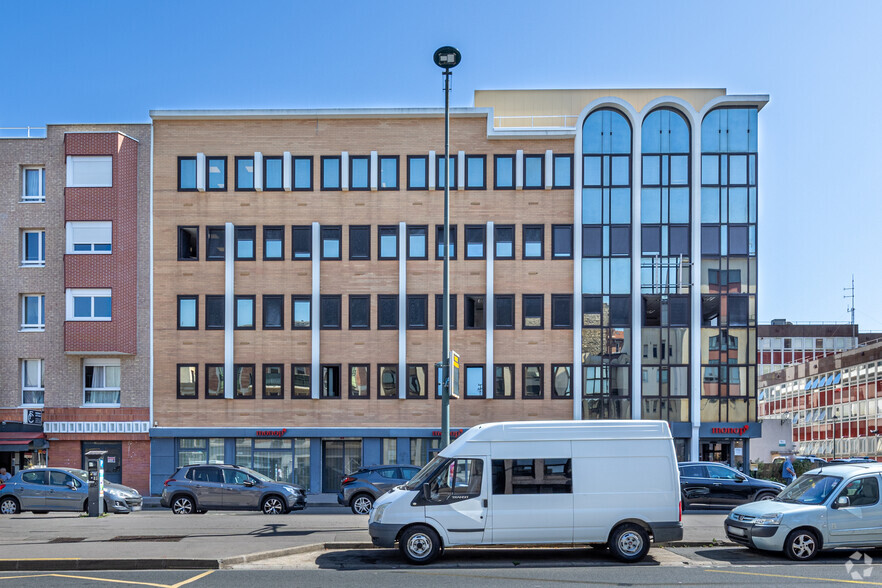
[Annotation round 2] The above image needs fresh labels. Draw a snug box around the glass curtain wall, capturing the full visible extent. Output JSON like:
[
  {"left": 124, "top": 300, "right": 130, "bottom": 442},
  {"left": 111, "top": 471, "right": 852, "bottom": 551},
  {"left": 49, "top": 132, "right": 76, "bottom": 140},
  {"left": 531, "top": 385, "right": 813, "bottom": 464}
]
[
  {"left": 640, "top": 109, "right": 691, "bottom": 423},
  {"left": 581, "top": 109, "right": 632, "bottom": 419},
  {"left": 700, "top": 108, "right": 758, "bottom": 423}
]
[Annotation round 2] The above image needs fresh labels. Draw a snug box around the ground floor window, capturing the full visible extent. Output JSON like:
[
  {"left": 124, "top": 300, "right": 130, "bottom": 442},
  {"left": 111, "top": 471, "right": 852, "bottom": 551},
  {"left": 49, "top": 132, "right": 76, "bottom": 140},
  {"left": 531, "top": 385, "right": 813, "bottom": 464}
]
[
  {"left": 410, "top": 438, "right": 440, "bottom": 467},
  {"left": 177, "top": 438, "right": 224, "bottom": 466},
  {"left": 382, "top": 438, "right": 397, "bottom": 464},
  {"left": 234, "top": 438, "right": 310, "bottom": 491}
]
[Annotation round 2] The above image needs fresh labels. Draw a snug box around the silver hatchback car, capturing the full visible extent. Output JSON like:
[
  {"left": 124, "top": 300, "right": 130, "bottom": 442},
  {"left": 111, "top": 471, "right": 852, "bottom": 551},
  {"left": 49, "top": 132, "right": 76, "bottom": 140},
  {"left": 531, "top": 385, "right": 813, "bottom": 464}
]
[
  {"left": 161, "top": 464, "right": 306, "bottom": 515},
  {"left": 0, "top": 467, "right": 142, "bottom": 514}
]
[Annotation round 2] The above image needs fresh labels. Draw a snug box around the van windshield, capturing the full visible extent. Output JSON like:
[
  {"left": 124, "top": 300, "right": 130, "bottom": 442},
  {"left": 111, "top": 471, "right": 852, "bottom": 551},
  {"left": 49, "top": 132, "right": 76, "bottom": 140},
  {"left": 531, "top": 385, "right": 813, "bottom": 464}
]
[
  {"left": 777, "top": 474, "right": 842, "bottom": 505},
  {"left": 404, "top": 455, "right": 448, "bottom": 491}
]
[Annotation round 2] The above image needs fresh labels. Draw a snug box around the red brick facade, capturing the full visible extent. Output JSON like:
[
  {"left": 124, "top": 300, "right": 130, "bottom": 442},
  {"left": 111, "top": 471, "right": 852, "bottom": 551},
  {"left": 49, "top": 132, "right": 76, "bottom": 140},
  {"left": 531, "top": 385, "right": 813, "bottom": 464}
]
[{"left": 47, "top": 439, "right": 150, "bottom": 494}]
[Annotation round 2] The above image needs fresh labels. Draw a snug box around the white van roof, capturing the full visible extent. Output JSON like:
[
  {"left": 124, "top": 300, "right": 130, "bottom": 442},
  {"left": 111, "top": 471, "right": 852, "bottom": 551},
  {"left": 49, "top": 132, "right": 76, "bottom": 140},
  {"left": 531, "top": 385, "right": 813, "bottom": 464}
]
[{"left": 444, "top": 420, "right": 672, "bottom": 450}]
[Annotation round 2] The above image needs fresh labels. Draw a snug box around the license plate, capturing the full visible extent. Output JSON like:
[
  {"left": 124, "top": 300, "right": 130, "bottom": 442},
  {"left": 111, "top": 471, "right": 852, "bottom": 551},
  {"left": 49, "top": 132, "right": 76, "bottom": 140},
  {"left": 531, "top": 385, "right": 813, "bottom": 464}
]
[
  {"left": 728, "top": 525, "right": 745, "bottom": 536},
  {"left": 132, "top": 505, "right": 142, "bottom": 511}
]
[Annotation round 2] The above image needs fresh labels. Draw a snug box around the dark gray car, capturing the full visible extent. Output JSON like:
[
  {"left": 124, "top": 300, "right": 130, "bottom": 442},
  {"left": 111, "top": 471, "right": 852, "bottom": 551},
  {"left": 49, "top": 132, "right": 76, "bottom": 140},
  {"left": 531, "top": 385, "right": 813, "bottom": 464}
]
[
  {"left": 0, "top": 467, "right": 142, "bottom": 514},
  {"left": 160, "top": 464, "right": 306, "bottom": 515},
  {"left": 337, "top": 464, "right": 421, "bottom": 514}
]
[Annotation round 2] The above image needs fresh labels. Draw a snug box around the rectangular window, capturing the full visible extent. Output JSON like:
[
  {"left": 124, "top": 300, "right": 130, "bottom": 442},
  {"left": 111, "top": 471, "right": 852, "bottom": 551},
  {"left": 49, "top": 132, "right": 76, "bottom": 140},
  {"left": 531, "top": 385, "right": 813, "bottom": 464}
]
[
  {"left": 551, "top": 225, "right": 573, "bottom": 259},
  {"left": 436, "top": 225, "right": 457, "bottom": 259},
  {"left": 492, "top": 459, "right": 572, "bottom": 494},
  {"left": 177, "top": 364, "right": 197, "bottom": 399},
  {"left": 22, "top": 167, "right": 46, "bottom": 201},
  {"left": 551, "top": 294, "right": 573, "bottom": 329},
  {"left": 407, "top": 365, "right": 427, "bottom": 399},
  {"left": 178, "top": 295, "right": 198, "bottom": 329},
  {"left": 67, "top": 221, "right": 112, "bottom": 254},
  {"left": 83, "top": 360, "right": 121, "bottom": 405},
  {"left": 263, "top": 364, "right": 283, "bottom": 399},
  {"left": 321, "top": 156, "right": 341, "bottom": 190},
  {"left": 524, "top": 154, "right": 544, "bottom": 189},
  {"left": 292, "top": 156, "right": 313, "bottom": 190},
  {"left": 205, "top": 365, "right": 224, "bottom": 398},
  {"left": 291, "top": 295, "right": 311, "bottom": 329},
  {"left": 523, "top": 294, "right": 544, "bottom": 329},
  {"left": 177, "top": 226, "right": 198, "bottom": 260},
  {"left": 235, "top": 226, "right": 255, "bottom": 260},
  {"left": 464, "top": 225, "right": 485, "bottom": 259},
  {"left": 206, "top": 226, "right": 225, "bottom": 260},
  {"left": 349, "top": 225, "right": 370, "bottom": 260},
  {"left": 407, "top": 155, "right": 428, "bottom": 190},
  {"left": 379, "top": 155, "right": 399, "bottom": 189},
  {"left": 551, "top": 365, "right": 572, "bottom": 399},
  {"left": 582, "top": 226, "right": 602, "bottom": 257},
  {"left": 494, "top": 225, "right": 514, "bottom": 259},
  {"left": 349, "top": 364, "right": 370, "bottom": 398},
  {"left": 436, "top": 154, "right": 456, "bottom": 190},
  {"left": 21, "top": 294, "right": 45, "bottom": 331},
  {"left": 406, "top": 295, "right": 428, "bottom": 329},
  {"left": 205, "top": 295, "right": 224, "bottom": 329},
  {"left": 263, "top": 226, "right": 283, "bottom": 260},
  {"left": 262, "top": 295, "right": 283, "bottom": 329},
  {"left": 22, "top": 359, "right": 44, "bottom": 405},
  {"left": 466, "top": 155, "right": 486, "bottom": 189},
  {"left": 178, "top": 157, "right": 196, "bottom": 191},
  {"left": 378, "top": 226, "right": 399, "bottom": 259},
  {"left": 523, "top": 225, "right": 544, "bottom": 259},
  {"left": 350, "top": 155, "right": 369, "bottom": 190},
  {"left": 264, "top": 156, "right": 283, "bottom": 190},
  {"left": 206, "top": 156, "right": 226, "bottom": 191},
  {"left": 291, "top": 225, "right": 312, "bottom": 259},
  {"left": 406, "top": 225, "right": 427, "bottom": 259},
  {"left": 493, "top": 364, "right": 514, "bottom": 399},
  {"left": 378, "top": 365, "right": 398, "bottom": 398},
  {"left": 349, "top": 295, "right": 370, "bottom": 329},
  {"left": 320, "top": 295, "right": 341, "bottom": 329},
  {"left": 67, "top": 155, "right": 112, "bottom": 187},
  {"left": 464, "top": 294, "right": 486, "bottom": 329},
  {"left": 21, "top": 230, "right": 45, "bottom": 266},
  {"left": 378, "top": 294, "right": 399, "bottom": 329},
  {"left": 553, "top": 154, "right": 573, "bottom": 188},
  {"left": 235, "top": 156, "right": 255, "bottom": 190},
  {"left": 234, "top": 364, "right": 255, "bottom": 399},
  {"left": 494, "top": 295, "right": 514, "bottom": 329},
  {"left": 494, "top": 155, "right": 514, "bottom": 189},
  {"left": 321, "top": 226, "right": 341, "bottom": 260},
  {"left": 465, "top": 365, "right": 485, "bottom": 398},
  {"left": 523, "top": 364, "right": 543, "bottom": 399},
  {"left": 321, "top": 365, "right": 341, "bottom": 398},
  {"left": 435, "top": 294, "right": 457, "bottom": 330},
  {"left": 235, "top": 295, "right": 255, "bottom": 329},
  {"left": 291, "top": 365, "right": 311, "bottom": 398},
  {"left": 66, "top": 288, "right": 111, "bottom": 321}
]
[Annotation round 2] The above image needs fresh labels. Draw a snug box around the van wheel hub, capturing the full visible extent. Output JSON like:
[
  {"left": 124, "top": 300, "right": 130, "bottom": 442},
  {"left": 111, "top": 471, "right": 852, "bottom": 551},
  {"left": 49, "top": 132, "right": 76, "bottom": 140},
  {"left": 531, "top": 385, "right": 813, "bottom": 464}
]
[
  {"left": 618, "top": 530, "right": 644, "bottom": 556},
  {"left": 406, "top": 533, "right": 432, "bottom": 557}
]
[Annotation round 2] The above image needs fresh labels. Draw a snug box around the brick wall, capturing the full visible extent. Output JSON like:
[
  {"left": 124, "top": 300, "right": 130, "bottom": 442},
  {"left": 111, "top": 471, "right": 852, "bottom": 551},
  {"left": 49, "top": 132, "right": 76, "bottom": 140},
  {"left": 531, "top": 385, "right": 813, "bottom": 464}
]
[{"left": 47, "top": 438, "right": 150, "bottom": 495}]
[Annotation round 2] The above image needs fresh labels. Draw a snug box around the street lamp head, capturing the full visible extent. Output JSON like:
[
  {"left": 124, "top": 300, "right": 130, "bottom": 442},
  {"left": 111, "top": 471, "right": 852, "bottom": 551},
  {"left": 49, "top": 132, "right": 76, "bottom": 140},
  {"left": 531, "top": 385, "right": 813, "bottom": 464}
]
[{"left": 433, "top": 46, "right": 462, "bottom": 69}]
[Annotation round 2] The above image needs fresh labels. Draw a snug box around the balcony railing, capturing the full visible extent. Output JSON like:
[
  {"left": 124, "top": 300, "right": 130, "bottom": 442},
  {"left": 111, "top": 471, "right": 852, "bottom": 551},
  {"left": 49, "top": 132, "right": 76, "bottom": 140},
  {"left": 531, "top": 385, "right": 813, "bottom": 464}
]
[{"left": 0, "top": 126, "right": 47, "bottom": 138}]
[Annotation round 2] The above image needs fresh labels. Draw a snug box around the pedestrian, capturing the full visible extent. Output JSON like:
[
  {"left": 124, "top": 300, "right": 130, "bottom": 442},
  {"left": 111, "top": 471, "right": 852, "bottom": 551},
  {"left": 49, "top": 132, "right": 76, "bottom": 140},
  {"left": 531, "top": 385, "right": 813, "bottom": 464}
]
[
  {"left": 781, "top": 455, "right": 796, "bottom": 485},
  {"left": 0, "top": 468, "right": 11, "bottom": 482}
]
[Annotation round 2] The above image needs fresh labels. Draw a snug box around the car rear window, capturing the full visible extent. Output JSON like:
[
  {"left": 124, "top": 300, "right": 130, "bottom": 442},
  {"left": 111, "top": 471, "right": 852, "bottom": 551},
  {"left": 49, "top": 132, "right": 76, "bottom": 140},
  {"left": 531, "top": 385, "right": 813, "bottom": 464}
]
[
  {"left": 21, "top": 471, "right": 46, "bottom": 485},
  {"left": 679, "top": 465, "right": 706, "bottom": 478}
]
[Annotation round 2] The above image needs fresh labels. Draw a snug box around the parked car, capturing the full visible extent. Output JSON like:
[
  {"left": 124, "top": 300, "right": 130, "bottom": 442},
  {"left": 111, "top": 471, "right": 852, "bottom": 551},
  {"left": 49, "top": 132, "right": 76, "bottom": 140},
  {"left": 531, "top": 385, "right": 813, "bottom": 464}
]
[
  {"left": 679, "top": 462, "right": 784, "bottom": 507},
  {"left": 772, "top": 456, "right": 827, "bottom": 467},
  {"left": 338, "top": 464, "right": 422, "bottom": 514},
  {"left": 829, "top": 457, "right": 876, "bottom": 464},
  {"left": 726, "top": 463, "right": 882, "bottom": 560},
  {"left": 161, "top": 464, "right": 306, "bottom": 515},
  {"left": 0, "top": 467, "right": 142, "bottom": 515}
]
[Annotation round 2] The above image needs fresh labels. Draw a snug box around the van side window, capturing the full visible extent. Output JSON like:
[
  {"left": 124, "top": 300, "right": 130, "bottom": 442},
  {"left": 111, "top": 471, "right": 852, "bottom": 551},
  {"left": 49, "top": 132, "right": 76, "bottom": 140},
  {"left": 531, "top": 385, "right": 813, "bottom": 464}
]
[
  {"left": 427, "top": 458, "right": 483, "bottom": 502},
  {"left": 492, "top": 459, "right": 572, "bottom": 494}
]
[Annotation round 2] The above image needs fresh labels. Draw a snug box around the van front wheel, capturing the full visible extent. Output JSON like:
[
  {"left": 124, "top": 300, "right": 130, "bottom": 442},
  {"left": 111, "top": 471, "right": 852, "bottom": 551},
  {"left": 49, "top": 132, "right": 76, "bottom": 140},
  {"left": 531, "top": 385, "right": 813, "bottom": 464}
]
[
  {"left": 609, "top": 523, "right": 650, "bottom": 563},
  {"left": 399, "top": 525, "right": 441, "bottom": 565}
]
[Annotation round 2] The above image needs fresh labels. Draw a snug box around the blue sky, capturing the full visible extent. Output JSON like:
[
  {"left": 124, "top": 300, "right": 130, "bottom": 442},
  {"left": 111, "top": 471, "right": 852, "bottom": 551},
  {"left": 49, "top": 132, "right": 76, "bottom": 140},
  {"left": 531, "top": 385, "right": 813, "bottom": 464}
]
[{"left": 3, "top": 1, "right": 880, "bottom": 330}]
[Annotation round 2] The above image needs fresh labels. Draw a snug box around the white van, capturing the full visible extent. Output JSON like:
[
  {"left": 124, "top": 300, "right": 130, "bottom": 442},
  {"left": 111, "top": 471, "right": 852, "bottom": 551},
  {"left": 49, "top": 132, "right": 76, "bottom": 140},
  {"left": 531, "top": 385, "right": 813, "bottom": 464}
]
[{"left": 369, "top": 420, "right": 682, "bottom": 564}]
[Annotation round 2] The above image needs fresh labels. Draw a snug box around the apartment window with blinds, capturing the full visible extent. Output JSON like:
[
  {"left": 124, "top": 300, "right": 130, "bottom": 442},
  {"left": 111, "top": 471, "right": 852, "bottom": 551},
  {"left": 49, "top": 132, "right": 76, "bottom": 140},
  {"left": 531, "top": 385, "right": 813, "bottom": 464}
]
[{"left": 83, "top": 360, "right": 121, "bottom": 406}]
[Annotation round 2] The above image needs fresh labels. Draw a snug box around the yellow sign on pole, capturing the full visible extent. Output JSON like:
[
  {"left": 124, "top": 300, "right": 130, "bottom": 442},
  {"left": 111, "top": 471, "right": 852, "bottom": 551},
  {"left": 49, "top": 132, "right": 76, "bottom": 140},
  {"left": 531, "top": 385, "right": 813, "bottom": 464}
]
[{"left": 450, "top": 351, "right": 460, "bottom": 399}]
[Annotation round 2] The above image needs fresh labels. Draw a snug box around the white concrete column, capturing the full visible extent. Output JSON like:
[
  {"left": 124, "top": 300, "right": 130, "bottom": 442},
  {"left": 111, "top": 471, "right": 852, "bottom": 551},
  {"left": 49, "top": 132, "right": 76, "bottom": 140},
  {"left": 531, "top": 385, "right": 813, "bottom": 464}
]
[
  {"left": 311, "top": 222, "right": 321, "bottom": 399},
  {"left": 486, "top": 221, "right": 494, "bottom": 398},
  {"left": 515, "top": 150, "right": 524, "bottom": 190},
  {"left": 399, "top": 222, "right": 407, "bottom": 399},
  {"left": 428, "top": 151, "right": 436, "bottom": 190},
  {"left": 283, "top": 152, "right": 292, "bottom": 191},
  {"left": 224, "top": 222, "right": 234, "bottom": 399},
  {"left": 573, "top": 141, "right": 582, "bottom": 420},
  {"left": 690, "top": 115, "right": 703, "bottom": 462},
  {"left": 631, "top": 128, "right": 643, "bottom": 421},
  {"left": 545, "top": 150, "right": 554, "bottom": 190},
  {"left": 254, "top": 152, "right": 263, "bottom": 191},
  {"left": 371, "top": 151, "right": 379, "bottom": 191},
  {"left": 196, "top": 153, "right": 206, "bottom": 192},
  {"left": 457, "top": 151, "right": 465, "bottom": 190}
]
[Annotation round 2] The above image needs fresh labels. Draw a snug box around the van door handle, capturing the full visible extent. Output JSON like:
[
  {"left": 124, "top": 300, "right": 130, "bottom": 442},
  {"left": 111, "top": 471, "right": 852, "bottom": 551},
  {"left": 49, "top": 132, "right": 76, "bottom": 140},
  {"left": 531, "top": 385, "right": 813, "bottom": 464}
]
[{"left": 483, "top": 499, "right": 487, "bottom": 508}]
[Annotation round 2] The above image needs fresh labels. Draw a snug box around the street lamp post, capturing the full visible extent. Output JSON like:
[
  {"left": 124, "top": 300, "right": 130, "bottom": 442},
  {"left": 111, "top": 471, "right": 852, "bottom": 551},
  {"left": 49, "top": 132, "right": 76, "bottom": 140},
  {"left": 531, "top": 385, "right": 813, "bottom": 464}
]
[
  {"left": 832, "top": 409, "right": 840, "bottom": 460},
  {"left": 433, "top": 46, "right": 461, "bottom": 449}
]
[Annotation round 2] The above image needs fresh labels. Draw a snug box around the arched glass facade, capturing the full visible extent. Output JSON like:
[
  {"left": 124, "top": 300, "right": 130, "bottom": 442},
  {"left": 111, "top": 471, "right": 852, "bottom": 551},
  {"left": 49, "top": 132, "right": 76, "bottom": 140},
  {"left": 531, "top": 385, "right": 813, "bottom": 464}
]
[
  {"left": 581, "top": 109, "right": 631, "bottom": 420},
  {"left": 700, "top": 107, "right": 758, "bottom": 423},
  {"left": 640, "top": 108, "right": 690, "bottom": 423}
]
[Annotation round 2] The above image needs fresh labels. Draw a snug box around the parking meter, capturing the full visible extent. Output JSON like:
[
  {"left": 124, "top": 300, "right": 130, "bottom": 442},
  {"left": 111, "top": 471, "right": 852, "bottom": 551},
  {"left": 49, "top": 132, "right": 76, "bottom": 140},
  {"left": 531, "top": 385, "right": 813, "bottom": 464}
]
[{"left": 84, "top": 450, "right": 107, "bottom": 517}]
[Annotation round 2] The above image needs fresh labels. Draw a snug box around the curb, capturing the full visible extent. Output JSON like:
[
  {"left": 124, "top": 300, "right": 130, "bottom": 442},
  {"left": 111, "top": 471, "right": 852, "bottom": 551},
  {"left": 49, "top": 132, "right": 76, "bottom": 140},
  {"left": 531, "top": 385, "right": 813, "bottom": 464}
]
[
  {"left": 0, "top": 558, "right": 220, "bottom": 572},
  {"left": 219, "top": 542, "right": 374, "bottom": 567}
]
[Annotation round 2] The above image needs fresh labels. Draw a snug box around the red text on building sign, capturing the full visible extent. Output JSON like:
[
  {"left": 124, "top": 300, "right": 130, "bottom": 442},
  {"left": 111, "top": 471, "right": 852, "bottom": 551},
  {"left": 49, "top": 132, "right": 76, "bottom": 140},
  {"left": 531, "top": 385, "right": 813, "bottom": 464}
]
[
  {"left": 711, "top": 425, "right": 749, "bottom": 436},
  {"left": 256, "top": 428, "right": 287, "bottom": 437}
]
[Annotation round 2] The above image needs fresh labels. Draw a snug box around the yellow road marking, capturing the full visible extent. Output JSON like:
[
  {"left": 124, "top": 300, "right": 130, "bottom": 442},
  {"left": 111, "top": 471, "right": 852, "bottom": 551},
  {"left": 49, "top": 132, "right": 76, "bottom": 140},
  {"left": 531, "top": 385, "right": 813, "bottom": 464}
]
[
  {"left": 707, "top": 568, "right": 882, "bottom": 585},
  {"left": 0, "top": 570, "right": 214, "bottom": 588},
  {"left": 170, "top": 570, "right": 215, "bottom": 587},
  {"left": 0, "top": 574, "right": 60, "bottom": 581}
]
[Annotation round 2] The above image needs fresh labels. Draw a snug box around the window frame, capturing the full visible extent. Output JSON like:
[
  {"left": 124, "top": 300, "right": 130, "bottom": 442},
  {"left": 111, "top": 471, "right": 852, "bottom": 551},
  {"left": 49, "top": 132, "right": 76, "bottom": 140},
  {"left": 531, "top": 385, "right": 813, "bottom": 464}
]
[
  {"left": 465, "top": 154, "right": 487, "bottom": 190},
  {"left": 262, "top": 294, "right": 284, "bottom": 330},
  {"left": 206, "top": 226, "right": 225, "bottom": 261},
  {"left": 319, "top": 294, "right": 342, "bottom": 330},
  {"left": 262, "top": 364, "right": 284, "bottom": 399},
  {"left": 291, "top": 295, "right": 311, "bottom": 330},
  {"left": 262, "top": 226, "right": 284, "bottom": 261},
  {"left": 522, "top": 294, "right": 545, "bottom": 329},
  {"left": 205, "top": 156, "right": 227, "bottom": 191},
  {"left": 378, "top": 155, "right": 400, "bottom": 190},
  {"left": 553, "top": 154, "right": 574, "bottom": 189},
  {"left": 494, "top": 225, "right": 515, "bottom": 260},
  {"left": 320, "top": 225, "right": 342, "bottom": 260},
  {"left": 435, "top": 154, "right": 457, "bottom": 190},
  {"left": 407, "top": 155, "right": 428, "bottom": 190},
  {"left": 348, "top": 364, "right": 370, "bottom": 399},
  {"left": 493, "top": 364, "right": 515, "bottom": 399},
  {"left": 234, "top": 295, "right": 255, "bottom": 330},
  {"left": 234, "top": 226, "right": 256, "bottom": 261},
  {"left": 522, "top": 224, "right": 545, "bottom": 260},
  {"left": 435, "top": 294, "right": 457, "bottom": 330},
  {"left": 522, "top": 364, "right": 544, "bottom": 399},
  {"left": 348, "top": 294, "right": 370, "bottom": 330},
  {"left": 21, "top": 229, "right": 46, "bottom": 267},
  {"left": 291, "top": 364, "right": 311, "bottom": 399},
  {"left": 22, "top": 166, "right": 46, "bottom": 201},
  {"left": 464, "top": 364, "right": 486, "bottom": 399},
  {"left": 377, "top": 294, "right": 399, "bottom": 330},
  {"left": 523, "top": 154, "right": 545, "bottom": 189},
  {"left": 493, "top": 154, "right": 515, "bottom": 190},
  {"left": 177, "top": 157, "right": 197, "bottom": 192},
  {"left": 320, "top": 156, "right": 342, "bottom": 191},
  {"left": 20, "top": 294, "right": 45, "bottom": 331},
  {"left": 205, "top": 364, "right": 224, "bottom": 399},
  {"left": 321, "top": 364, "right": 341, "bottom": 399},
  {"left": 21, "top": 359, "right": 44, "bottom": 407},
  {"left": 406, "top": 364, "right": 428, "bottom": 399},
  {"left": 83, "top": 359, "right": 121, "bottom": 407},
  {"left": 406, "top": 225, "right": 428, "bottom": 260},
  {"left": 435, "top": 224, "right": 457, "bottom": 260},
  {"left": 177, "top": 226, "right": 198, "bottom": 261},
  {"left": 67, "top": 155, "right": 113, "bottom": 188},
  {"left": 494, "top": 294, "right": 515, "bottom": 330},
  {"left": 177, "top": 295, "right": 198, "bottom": 330},
  {"left": 205, "top": 295, "right": 225, "bottom": 330},
  {"left": 464, "top": 225, "right": 486, "bottom": 260},
  {"left": 377, "top": 364, "right": 399, "bottom": 399},
  {"left": 406, "top": 294, "right": 428, "bottom": 330},
  {"left": 378, "top": 225, "right": 399, "bottom": 260},
  {"left": 464, "top": 294, "right": 486, "bottom": 330},
  {"left": 66, "top": 288, "right": 111, "bottom": 321},
  {"left": 349, "top": 225, "right": 371, "bottom": 260},
  {"left": 551, "top": 294, "right": 573, "bottom": 329},
  {"left": 235, "top": 156, "right": 255, "bottom": 191},
  {"left": 176, "top": 364, "right": 198, "bottom": 399},
  {"left": 234, "top": 364, "right": 255, "bottom": 399},
  {"left": 291, "top": 225, "right": 312, "bottom": 260},
  {"left": 349, "top": 155, "right": 370, "bottom": 191},
  {"left": 292, "top": 156, "right": 314, "bottom": 191},
  {"left": 263, "top": 155, "right": 283, "bottom": 191},
  {"left": 551, "top": 364, "right": 573, "bottom": 399},
  {"left": 551, "top": 224, "right": 573, "bottom": 259}
]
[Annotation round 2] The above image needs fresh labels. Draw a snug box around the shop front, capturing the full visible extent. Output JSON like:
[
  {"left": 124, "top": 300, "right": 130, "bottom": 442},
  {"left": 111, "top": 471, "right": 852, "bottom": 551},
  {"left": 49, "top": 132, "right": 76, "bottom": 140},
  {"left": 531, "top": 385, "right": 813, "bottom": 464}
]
[
  {"left": 0, "top": 423, "right": 48, "bottom": 474},
  {"left": 698, "top": 422, "right": 762, "bottom": 472}
]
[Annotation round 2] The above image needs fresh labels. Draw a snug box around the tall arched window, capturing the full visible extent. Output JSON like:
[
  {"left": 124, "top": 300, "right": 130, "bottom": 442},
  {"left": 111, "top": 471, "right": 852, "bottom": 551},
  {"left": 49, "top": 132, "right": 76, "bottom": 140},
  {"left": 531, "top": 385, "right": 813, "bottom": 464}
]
[
  {"left": 640, "top": 108, "right": 691, "bottom": 424},
  {"left": 581, "top": 109, "right": 632, "bottom": 420}
]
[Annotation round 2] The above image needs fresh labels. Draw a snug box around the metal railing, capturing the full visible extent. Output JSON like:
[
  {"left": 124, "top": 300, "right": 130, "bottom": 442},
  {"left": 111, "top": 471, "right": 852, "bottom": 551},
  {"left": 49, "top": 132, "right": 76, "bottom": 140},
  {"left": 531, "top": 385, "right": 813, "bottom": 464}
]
[
  {"left": 0, "top": 126, "right": 47, "bottom": 138},
  {"left": 493, "top": 115, "right": 578, "bottom": 129}
]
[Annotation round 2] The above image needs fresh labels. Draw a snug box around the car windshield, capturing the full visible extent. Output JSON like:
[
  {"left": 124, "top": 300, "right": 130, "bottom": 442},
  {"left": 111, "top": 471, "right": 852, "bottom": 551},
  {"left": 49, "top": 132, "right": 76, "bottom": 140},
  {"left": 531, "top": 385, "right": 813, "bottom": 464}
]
[
  {"left": 404, "top": 455, "right": 448, "bottom": 491},
  {"left": 237, "top": 467, "right": 273, "bottom": 483},
  {"left": 777, "top": 474, "right": 843, "bottom": 505}
]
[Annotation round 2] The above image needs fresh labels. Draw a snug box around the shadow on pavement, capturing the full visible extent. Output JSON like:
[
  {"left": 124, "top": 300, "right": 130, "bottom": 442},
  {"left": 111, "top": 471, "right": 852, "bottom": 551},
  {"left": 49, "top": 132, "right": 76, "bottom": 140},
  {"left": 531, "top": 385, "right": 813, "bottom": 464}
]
[{"left": 681, "top": 546, "right": 882, "bottom": 565}]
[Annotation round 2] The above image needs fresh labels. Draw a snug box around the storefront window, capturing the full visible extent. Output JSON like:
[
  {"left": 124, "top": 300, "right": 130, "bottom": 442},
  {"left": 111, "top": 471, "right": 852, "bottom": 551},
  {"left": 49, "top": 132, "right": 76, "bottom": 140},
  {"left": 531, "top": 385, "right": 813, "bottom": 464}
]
[
  {"left": 410, "top": 437, "right": 440, "bottom": 467},
  {"left": 177, "top": 438, "right": 224, "bottom": 466},
  {"left": 234, "top": 437, "right": 310, "bottom": 491},
  {"left": 382, "top": 438, "right": 397, "bottom": 464}
]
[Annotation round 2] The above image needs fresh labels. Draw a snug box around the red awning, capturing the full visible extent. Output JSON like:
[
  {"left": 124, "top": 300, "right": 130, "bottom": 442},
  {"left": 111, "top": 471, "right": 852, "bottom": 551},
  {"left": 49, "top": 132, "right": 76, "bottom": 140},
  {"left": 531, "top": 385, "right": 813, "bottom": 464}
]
[{"left": 0, "top": 432, "right": 45, "bottom": 451}]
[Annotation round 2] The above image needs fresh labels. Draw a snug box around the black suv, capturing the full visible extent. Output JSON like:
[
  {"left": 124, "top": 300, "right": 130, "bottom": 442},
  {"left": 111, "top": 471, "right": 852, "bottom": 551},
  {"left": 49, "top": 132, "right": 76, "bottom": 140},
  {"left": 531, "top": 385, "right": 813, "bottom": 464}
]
[
  {"left": 679, "top": 461, "right": 785, "bottom": 507},
  {"left": 161, "top": 464, "right": 306, "bottom": 514}
]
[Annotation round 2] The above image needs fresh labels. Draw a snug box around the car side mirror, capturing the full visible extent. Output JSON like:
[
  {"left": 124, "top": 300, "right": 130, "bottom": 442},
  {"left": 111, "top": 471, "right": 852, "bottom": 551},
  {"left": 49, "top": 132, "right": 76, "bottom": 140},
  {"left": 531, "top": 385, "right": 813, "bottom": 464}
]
[
  {"left": 834, "top": 496, "right": 850, "bottom": 509},
  {"left": 243, "top": 480, "right": 254, "bottom": 487},
  {"left": 734, "top": 477, "right": 745, "bottom": 483},
  {"left": 66, "top": 481, "right": 77, "bottom": 490}
]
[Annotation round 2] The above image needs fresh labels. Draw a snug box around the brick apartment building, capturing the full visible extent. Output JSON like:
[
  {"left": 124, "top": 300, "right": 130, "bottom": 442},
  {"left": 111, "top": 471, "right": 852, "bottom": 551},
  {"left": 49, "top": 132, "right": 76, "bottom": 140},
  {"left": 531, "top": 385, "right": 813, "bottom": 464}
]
[
  {"left": 148, "top": 88, "right": 767, "bottom": 494},
  {"left": 0, "top": 125, "right": 151, "bottom": 493}
]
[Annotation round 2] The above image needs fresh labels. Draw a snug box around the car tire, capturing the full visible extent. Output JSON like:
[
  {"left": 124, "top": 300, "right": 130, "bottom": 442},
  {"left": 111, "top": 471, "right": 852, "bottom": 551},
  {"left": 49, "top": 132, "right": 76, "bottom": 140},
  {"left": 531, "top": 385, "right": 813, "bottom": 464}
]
[
  {"left": 171, "top": 495, "right": 196, "bottom": 515},
  {"left": 0, "top": 498, "right": 21, "bottom": 515},
  {"left": 351, "top": 493, "right": 374, "bottom": 515},
  {"left": 261, "top": 495, "right": 286, "bottom": 515},
  {"left": 784, "top": 528, "right": 819, "bottom": 561},
  {"left": 608, "top": 523, "right": 651, "bottom": 563},
  {"left": 399, "top": 524, "right": 441, "bottom": 565},
  {"left": 755, "top": 492, "right": 777, "bottom": 502}
]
